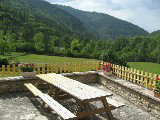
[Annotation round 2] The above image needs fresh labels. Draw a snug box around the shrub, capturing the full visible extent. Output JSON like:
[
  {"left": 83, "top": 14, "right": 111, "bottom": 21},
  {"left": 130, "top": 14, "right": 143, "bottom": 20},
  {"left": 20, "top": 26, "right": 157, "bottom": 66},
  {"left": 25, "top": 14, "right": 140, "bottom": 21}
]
[{"left": 0, "top": 57, "right": 9, "bottom": 67}]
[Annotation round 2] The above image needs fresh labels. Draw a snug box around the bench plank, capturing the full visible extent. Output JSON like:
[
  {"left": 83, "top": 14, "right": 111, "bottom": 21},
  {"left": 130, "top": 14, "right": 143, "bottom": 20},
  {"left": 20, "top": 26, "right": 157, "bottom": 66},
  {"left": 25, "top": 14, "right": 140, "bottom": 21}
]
[
  {"left": 24, "top": 83, "right": 76, "bottom": 120},
  {"left": 42, "top": 94, "right": 76, "bottom": 119},
  {"left": 107, "top": 97, "right": 125, "bottom": 109},
  {"left": 24, "top": 83, "right": 43, "bottom": 96}
]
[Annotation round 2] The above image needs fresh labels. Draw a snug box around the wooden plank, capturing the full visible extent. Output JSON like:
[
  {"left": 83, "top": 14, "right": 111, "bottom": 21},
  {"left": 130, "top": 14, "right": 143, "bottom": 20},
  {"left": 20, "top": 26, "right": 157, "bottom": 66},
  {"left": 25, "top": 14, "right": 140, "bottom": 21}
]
[
  {"left": 43, "top": 94, "right": 76, "bottom": 119},
  {"left": 2, "top": 65, "right": 5, "bottom": 77},
  {"left": 18, "top": 66, "right": 21, "bottom": 76},
  {"left": 107, "top": 98, "right": 125, "bottom": 109},
  {"left": 102, "top": 97, "right": 114, "bottom": 120},
  {"left": 7, "top": 65, "right": 10, "bottom": 77},
  {"left": 36, "top": 74, "right": 112, "bottom": 101},
  {"left": 24, "top": 83, "right": 43, "bottom": 96},
  {"left": 12, "top": 64, "right": 16, "bottom": 76},
  {"left": 37, "top": 64, "right": 40, "bottom": 74}
]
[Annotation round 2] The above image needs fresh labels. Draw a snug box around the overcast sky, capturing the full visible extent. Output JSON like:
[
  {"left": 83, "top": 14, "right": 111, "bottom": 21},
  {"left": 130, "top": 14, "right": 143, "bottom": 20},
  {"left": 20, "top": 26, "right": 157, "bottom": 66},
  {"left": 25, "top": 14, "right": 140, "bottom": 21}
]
[{"left": 46, "top": 0, "right": 160, "bottom": 33}]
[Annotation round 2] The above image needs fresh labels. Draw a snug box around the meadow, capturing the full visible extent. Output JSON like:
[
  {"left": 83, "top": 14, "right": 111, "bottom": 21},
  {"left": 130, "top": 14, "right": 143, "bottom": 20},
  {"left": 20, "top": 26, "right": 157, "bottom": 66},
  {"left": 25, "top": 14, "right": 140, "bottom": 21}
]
[
  {"left": 128, "top": 62, "right": 160, "bottom": 75},
  {"left": 1, "top": 53, "right": 160, "bottom": 77}
]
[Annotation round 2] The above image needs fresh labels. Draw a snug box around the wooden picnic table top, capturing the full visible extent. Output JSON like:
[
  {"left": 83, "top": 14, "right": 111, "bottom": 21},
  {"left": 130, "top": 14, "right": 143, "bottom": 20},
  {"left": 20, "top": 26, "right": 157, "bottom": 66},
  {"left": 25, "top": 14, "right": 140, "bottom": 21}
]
[{"left": 36, "top": 73, "right": 112, "bottom": 101}]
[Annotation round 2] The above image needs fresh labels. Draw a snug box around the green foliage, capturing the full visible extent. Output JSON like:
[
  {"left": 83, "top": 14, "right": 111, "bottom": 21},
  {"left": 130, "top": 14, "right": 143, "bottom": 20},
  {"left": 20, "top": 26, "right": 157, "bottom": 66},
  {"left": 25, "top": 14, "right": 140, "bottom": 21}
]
[
  {"left": 0, "top": 57, "right": 9, "bottom": 66},
  {"left": 0, "top": 37, "right": 14, "bottom": 56},
  {"left": 56, "top": 4, "right": 148, "bottom": 39},
  {"left": 21, "top": 64, "right": 34, "bottom": 72},
  {"left": 99, "top": 50, "right": 127, "bottom": 66},
  {"left": 1, "top": 0, "right": 160, "bottom": 67},
  {"left": 34, "top": 32, "right": 45, "bottom": 52}
]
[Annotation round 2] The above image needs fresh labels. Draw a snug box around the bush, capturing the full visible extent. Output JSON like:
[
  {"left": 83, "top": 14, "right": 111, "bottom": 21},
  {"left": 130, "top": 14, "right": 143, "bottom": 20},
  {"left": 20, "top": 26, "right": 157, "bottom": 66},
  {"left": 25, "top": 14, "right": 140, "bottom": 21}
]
[
  {"left": 0, "top": 57, "right": 9, "bottom": 67},
  {"left": 99, "top": 50, "right": 128, "bottom": 67}
]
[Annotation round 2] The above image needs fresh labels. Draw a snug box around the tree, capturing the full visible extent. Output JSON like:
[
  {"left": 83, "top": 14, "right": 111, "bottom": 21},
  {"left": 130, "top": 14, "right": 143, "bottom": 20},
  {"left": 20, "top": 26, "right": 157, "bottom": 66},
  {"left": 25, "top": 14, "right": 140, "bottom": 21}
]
[
  {"left": 81, "top": 43, "right": 92, "bottom": 58},
  {"left": 70, "top": 39, "right": 80, "bottom": 56},
  {"left": 34, "top": 32, "right": 45, "bottom": 53},
  {"left": 0, "top": 38, "right": 14, "bottom": 56}
]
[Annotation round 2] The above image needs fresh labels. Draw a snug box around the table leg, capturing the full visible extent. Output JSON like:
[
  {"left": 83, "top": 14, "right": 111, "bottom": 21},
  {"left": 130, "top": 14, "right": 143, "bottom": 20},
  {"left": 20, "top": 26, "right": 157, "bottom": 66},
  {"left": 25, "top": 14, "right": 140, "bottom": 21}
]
[
  {"left": 48, "top": 85, "right": 54, "bottom": 96},
  {"left": 102, "top": 98, "right": 114, "bottom": 120},
  {"left": 35, "top": 79, "right": 42, "bottom": 88},
  {"left": 74, "top": 101, "right": 83, "bottom": 118}
]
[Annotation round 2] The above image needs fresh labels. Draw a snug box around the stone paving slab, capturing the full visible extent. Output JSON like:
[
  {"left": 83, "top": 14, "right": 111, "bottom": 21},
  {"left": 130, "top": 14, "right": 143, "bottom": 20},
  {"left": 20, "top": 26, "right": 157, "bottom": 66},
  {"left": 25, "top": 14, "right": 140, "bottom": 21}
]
[{"left": 0, "top": 84, "right": 159, "bottom": 120}]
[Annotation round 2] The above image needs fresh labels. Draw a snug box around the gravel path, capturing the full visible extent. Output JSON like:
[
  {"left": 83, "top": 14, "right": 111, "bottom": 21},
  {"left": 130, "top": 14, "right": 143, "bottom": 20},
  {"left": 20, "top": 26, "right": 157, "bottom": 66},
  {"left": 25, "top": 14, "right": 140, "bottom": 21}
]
[{"left": 0, "top": 84, "right": 159, "bottom": 120}]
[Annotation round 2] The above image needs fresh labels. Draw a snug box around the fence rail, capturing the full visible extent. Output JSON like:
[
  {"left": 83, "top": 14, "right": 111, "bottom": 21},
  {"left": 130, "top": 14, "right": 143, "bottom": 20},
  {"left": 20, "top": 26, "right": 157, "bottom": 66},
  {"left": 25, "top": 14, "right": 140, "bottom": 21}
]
[
  {"left": 0, "top": 61, "right": 100, "bottom": 77},
  {"left": 0, "top": 61, "right": 159, "bottom": 91},
  {"left": 110, "top": 63, "right": 160, "bottom": 91}
]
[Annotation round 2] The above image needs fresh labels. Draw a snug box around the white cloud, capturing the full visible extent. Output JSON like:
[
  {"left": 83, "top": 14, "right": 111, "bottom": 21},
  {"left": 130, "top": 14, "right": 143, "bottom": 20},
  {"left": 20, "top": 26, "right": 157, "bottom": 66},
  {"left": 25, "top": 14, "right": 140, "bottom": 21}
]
[{"left": 47, "top": 0, "right": 160, "bottom": 32}]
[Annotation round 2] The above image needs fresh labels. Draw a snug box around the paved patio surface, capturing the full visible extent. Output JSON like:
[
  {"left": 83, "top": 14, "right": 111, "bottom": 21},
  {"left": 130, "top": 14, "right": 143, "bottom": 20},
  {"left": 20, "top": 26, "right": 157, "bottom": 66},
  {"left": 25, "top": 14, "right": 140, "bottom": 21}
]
[{"left": 0, "top": 84, "right": 159, "bottom": 120}]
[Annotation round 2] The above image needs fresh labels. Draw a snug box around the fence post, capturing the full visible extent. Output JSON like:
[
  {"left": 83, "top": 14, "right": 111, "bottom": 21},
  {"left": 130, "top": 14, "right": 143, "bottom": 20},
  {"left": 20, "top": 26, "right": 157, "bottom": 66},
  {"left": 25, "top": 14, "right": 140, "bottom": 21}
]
[
  {"left": 37, "top": 64, "right": 40, "bottom": 74},
  {"left": 67, "top": 62, "right": 70, "bottom": 73},
  {"left": 2, "top": 65, "right": 5, "bottom": 77},
  {"left": 63, "top": 62, "right": 66, "bottom": 73},
  {"left": 47, "top": 64, "right": 50, "bottom": 73},
  {"left": 18, "top": 65, "right": 21, "bottom": 76},
  {"left": 145, "top": 72, "right": 148, "bottom": 88},
  {"left": 7, "top": 65, "right": 10, "bottom": 77},
  {"left": 51, "top": 64, "right": 54, "bottom": 73},
  {"left": 149, "top": 73, "right": 153, "bottom": 89},
  {"left": 133, "top": 69, "right": 136, "bottom": 83},
  {"left": 140, "top": 71, "right": 144, "bottom": 86},
  {"left": 136, "top": 70, "right": 140, "bottom": 84},
  {"left": 124, "top": 67, "right": 127, "bottom": 80},
  {"left": 12, "top": 64, "right": 16, "bottom": 76},
  {"left": 153, "top": 74, "right": 157, "bottom": 90}
]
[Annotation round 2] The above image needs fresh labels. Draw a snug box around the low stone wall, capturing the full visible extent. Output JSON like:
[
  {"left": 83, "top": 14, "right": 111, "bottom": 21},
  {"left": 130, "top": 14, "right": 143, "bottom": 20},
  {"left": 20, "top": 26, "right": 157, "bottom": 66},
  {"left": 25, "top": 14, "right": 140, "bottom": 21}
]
[
  {"left": 0, "top": 71, "right": 97, "bottom": 94},
  {"left": 0, "top": 71, "right": 160, "bottom": 118},
  {"left": 98, "top": 72, "right": 160, "bottom": 118},
  {"left": 62, "top": 71, "right": 98, "bottom": 84}
]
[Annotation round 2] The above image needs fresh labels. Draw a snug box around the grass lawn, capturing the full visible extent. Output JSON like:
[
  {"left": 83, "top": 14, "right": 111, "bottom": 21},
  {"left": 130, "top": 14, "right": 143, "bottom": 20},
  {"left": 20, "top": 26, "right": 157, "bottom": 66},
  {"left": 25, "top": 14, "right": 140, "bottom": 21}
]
[
  {"left": 128, "top": 62, "right": 160, "bottom": 75},
  {"left": 16, "top": 54, "right": 98, "bottom": 64}
]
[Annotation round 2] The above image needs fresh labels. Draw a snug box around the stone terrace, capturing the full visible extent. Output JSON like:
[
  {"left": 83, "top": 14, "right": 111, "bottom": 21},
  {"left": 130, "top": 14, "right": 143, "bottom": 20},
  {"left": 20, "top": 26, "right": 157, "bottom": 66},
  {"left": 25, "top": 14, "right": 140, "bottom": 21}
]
[
  {"left": 0, "top": 84, "right": 159, "bottom": 120},
  {"left": 0, "top": 71, "right": 160, "bottom": 120}
]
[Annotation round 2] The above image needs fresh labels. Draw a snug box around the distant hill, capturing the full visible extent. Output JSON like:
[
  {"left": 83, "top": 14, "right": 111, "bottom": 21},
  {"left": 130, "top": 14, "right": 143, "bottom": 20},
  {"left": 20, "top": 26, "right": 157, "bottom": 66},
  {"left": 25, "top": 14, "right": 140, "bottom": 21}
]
[
  {"left": 55, "top": 5, "right": 149, "bottom": 39},
  {"left": 0, "top": 0, "right": 88, "bottom": 42},
  {"left": 150, "top": 30, "right": 160, "bottom": 35}
]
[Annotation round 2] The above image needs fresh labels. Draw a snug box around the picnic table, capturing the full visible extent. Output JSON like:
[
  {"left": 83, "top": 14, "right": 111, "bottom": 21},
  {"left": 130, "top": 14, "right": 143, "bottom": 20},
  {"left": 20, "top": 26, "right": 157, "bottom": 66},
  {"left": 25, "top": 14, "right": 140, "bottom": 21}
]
[{"left": 25, "top": 73, "right": 124, "bottom": 120}]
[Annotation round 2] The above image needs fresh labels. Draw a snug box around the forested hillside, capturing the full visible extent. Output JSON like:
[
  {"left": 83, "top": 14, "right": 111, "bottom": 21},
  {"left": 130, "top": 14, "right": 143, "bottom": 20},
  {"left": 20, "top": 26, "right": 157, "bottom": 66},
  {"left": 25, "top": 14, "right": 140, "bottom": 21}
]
[
  {"left": 0, "top": 0, "right": 92, "bottom": 53},
  {"left": 150, "top": 30, "right": 160, "bottom": 35},
  {"left": 0, "top": 0, "right": 160, "bottom": 67},
  {"left": 56, "top": 5, "right": 149, "bottom": 39}
]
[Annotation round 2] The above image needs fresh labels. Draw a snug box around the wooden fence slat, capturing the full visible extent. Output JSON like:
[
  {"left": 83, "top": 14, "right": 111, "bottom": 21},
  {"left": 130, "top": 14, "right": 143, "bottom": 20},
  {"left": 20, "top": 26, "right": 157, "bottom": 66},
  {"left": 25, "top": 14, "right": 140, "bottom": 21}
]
[
  {"left": 145, "top": 72, "right": 148, "bottom": 88},
  {"left": 153, "top": 74, "right": 157, "bottom": 90},
  {"left": 2, "top": 65, "right": 5, "bottom": 77},
  {"left": 7, "top": 65, "right": 10, "bottom": 77},
  {"left": 149, "top": 73, "right": 153, "bottom": 89},
  {"left": 140, "top": 71, "right": 144, "bottom": 86},
  {"left": 56, "top": 64, "right": 59, "bottom": 73},
  {"left": 12, "top": 64, "right": 16, "bottom": 76},
  {"left": 67, "top": 62, "right": 70, "bottom": 73},
  {"left": 136, "top": 70, "right": 140, "bottom": 84},
  {"left": 42, "top": 65, "right": 45, "bottom": 74},
  {"left": 37, "top": 64, "right": 40, "bottom": 74},
  {"left": 47, "top": 64, "right": 50, "bottom": 73},
  {"left": 18, "top": 66, "right": 21, "bottom": 76},
  {"left": 51, "top": 64, "right": 54, "bottom": 73}
]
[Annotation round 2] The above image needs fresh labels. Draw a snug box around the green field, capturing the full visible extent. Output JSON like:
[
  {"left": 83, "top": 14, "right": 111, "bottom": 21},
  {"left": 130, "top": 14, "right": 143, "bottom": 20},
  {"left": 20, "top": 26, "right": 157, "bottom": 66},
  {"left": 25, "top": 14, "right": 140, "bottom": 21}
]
[
  {"left": 16, "top": 54, "right": 98, "bottom": 64},
  {"left": 128, "top": 62, "right": 160, "bottom": 75}
]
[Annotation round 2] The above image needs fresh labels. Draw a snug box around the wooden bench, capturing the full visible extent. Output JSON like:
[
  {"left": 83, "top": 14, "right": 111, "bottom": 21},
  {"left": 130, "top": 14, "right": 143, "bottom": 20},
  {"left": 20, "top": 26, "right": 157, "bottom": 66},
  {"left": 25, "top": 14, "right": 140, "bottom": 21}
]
[
  {"left": 107, "top": 97, "right": 125, "bottom": 110},
  {"left": 24, "top": 83, "right": 76, "bottom": 120}
]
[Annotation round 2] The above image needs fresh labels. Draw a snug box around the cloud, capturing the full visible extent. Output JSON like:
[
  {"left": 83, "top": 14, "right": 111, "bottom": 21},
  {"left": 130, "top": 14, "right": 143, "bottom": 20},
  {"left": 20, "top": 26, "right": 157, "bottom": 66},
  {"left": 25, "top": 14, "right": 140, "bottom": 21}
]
[{"left": 46, "top": 0, "right": 160, "bottom": 32}]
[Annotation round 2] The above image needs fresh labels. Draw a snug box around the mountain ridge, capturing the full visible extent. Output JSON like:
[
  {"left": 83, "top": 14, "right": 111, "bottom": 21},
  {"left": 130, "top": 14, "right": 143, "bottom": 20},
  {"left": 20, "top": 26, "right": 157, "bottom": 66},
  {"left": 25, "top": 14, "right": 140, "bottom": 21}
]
[{"left": 55, "top": 4, "right": 149, "bottom": 39}]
